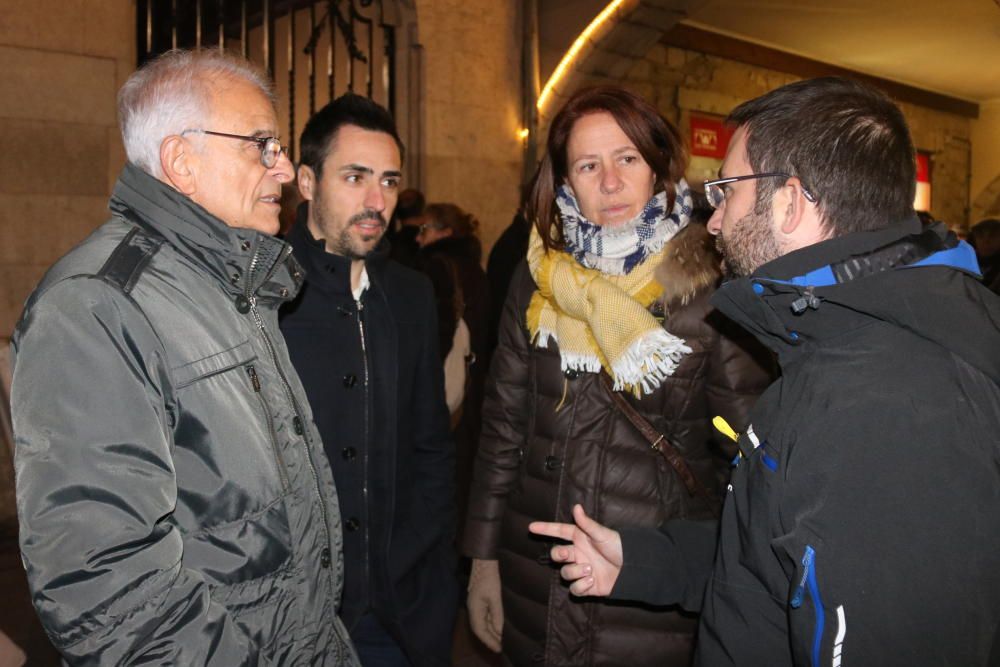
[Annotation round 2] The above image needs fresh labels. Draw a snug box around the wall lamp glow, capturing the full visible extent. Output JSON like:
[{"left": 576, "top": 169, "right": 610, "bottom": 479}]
[
  {"left": 517, "top": 127, "right": 530, "bottom": 141},
  {"left": 536, "top": 0, "right": 627, "bottom": 113}
]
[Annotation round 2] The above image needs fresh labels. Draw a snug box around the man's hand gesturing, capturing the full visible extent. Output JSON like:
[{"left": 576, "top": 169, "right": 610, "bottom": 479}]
[{"left": 528, "top": 504, "right": 623, "bottom": 596}]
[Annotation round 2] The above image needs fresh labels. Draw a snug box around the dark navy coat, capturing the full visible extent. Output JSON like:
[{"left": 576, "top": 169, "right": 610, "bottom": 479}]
[{"left": 280, "top": 220, "right": 458, "bottom": 667}]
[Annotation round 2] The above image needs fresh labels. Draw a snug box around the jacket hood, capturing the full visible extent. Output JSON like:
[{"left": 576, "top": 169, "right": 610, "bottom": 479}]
[
  {"left": 713, "top": 217, "right": 1000, "bottom": 384},
  {"left": 655, "top": 223, "right": 722, "bottom": 311},
  {"left": 108, "top": 162, "right": 303, "bottom": 302}
]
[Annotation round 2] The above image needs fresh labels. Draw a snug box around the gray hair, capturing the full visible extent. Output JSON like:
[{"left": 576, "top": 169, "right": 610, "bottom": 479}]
[{"left": 117, "top": 49, "right": 276, "bottom": 178}]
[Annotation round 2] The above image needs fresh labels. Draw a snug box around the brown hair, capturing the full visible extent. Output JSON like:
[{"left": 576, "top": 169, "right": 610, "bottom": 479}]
[
  {"left": 528, "top": 86, "right": 687, "bottom": 251},
  {"left": 424, "top": 203, "right": 479, "bottom": 239}
]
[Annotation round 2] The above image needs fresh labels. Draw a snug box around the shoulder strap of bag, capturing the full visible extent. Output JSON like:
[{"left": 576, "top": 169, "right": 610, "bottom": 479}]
[{"left": 600, "top": 373, "right": 719, "bottom": 518}]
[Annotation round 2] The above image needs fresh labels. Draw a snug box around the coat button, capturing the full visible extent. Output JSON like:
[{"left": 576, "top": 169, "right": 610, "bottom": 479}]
[
  {"left": 544, "top": 455, "right": 560, "bottom": 471},
  {"left": 563, "top": 368, "right": 579, "bottom": 380},
  {"left": 234, "top": 295, "right": 251, "bottom": 313},
  {"left": 345, "top": 517, "right": 360, "bottom": 532},
  {"left": 230, "top": 272, "right": 241, "bottom": 285},
  {"left": 342, "top": 447, "right": 357, "bottom": 461},
  {"left": 240, "top": 240, "right": 252, "bottom": 252},
  {"left": 343, "top": 374, "right": 358, "bottom": 388},
  {"left": 279, "top": 287, "right": 289, "bottom": 298},
  {"left": 320, "top": 547, "right": 331, "bottom": 569}
]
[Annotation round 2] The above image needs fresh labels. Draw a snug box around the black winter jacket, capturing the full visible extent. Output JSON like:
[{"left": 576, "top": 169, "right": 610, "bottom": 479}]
[
  {"left": 613, "top": 218, "right": 1000, "bottom": 666},
  {"left": 11, "top": 164, "right": 358, "bottom": 665},
  {"left": 463, "top": 224, "right": 774, "bottom": 666},
  {"left": 280, "top": 221, "right": 458, "bottom": 667}
]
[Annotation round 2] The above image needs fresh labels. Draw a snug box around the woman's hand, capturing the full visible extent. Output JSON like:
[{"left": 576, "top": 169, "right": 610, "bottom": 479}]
[{"left": 528, "top": 504, "right": 623, "bottom": 596}]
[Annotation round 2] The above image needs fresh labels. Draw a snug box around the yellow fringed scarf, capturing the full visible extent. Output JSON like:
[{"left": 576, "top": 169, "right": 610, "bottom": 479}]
[{"left": 526, "top": 227, "right": 691, "bottom": 395}]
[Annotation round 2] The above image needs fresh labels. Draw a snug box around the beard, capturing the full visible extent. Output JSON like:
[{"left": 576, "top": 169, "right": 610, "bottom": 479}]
[
  {"left": 715, "top": 197, "right": 783, "bottom": 278},
  {"left": 313, "top": 195, "right": 388, "bottom": 261}
]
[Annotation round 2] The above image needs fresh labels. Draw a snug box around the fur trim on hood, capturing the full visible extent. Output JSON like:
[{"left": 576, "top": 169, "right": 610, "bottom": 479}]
[{"left": 655, "top": 223, "right": 722, "bottom": 311}]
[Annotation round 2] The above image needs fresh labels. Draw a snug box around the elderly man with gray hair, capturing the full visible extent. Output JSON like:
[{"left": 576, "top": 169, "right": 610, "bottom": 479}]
[{"left": 10, "top": 49, "right": 359, "bottom": 665}]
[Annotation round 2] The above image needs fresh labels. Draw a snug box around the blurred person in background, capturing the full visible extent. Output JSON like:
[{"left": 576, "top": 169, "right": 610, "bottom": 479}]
[{"left": 415, "top": 203, "right": 491, "bottom": 530}]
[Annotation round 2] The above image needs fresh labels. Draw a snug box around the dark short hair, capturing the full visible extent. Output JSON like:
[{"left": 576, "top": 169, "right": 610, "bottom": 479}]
[
  {"left": 528, "top": 86, "right": 686, "bottom": 251},
  {"left": 728, "top": 77, "right": 916, "bottom": 236},
  {"left": 969, "top": 218, "right": 1000, "bottom": 247},
  {"left": 395, "top": 188, "right": 425, "bottom": 220},
  {"left": 299, "top": 93, "right": 404, "bottom": 179}
]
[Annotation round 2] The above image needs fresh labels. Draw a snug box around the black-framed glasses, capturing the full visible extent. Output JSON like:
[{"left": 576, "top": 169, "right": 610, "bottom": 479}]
[
  {"left": 704, "top": 172, "right": 816, "bottom": 209},
  {"left": 183, "top": 129, "right": 288, "bottom": 168}
]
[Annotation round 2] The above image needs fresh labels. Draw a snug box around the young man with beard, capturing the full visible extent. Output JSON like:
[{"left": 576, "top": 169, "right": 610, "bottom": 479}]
[
  {"left": 529, "top": 77, "right": 1000, "bottom": 665},
  {"left": 279, "top": 94, "right": 457, "bottom": 667}
]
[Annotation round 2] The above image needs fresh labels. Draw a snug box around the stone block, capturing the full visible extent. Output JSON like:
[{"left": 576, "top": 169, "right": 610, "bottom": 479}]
[
  {"left": 0, "top": 0, "right": 134, "bottom": 61},
  {"left": 677, "top": 86, "right": 744, "bottom": 115},
  {"left": 424, "top": 100, "right": 521, "bottom": 161},
  {"left": 666, "top": 47, "right": 686, "bottom": 69},
  {"left": 0, "top": 194, "right": 108, "bottom": 266},
  {"left": 2, "top": 119, "right": 109, "bottom": 196},
  {"left": 601, "top": 22, "right": 662, "bottom": 58},
  {"left": 0, "top": 46, "right": 117, "bottom": 126},
  {"left": 628, "top": 5, "right": 684, "bottom": 31}
]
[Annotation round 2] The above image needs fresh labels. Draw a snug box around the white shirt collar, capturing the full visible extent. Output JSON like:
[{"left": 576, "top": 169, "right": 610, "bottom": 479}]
[{"left": 352, "top": 264, "right": 370, "bottom": 301}]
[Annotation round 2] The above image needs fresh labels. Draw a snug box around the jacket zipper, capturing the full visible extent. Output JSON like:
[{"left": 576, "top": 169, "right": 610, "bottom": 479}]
[
  {"left": 790, "top": 545, "right": 826, "bottom": 667},
  {"left": 244, "top": 244, "right": 345, "bottom": 661},
  {"left": 356, "top": 297, "right": 372, "bottom": 607},
  {"left": 246, "top": 364, "right": 289, "bottom": 492}
]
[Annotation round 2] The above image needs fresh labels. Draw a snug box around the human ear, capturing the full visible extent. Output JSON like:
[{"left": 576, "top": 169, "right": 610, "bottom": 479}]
[
  {"left": 160, "top": 135, "right": 196, "bottom": 195},
  {"left": 297, "top": 165, "right": 316, "bottom": 201},
  {"left": 776, "top": 177, "right": 810, "bottom": 235}
]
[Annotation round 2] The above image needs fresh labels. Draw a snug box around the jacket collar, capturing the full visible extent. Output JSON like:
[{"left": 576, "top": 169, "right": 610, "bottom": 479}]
[
  {"left": 711, "top": 216, "right": 986, "bottom": 362},
  {"left": 108, "top": 162, "right": 304, "bottom": 302},
  {"left": 284, "top": 203, "right": 391, "bottom": 297}
]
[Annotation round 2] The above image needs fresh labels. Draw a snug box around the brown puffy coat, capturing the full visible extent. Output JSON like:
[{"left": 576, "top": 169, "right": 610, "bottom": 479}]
[{"left": 461, "top": 224, "right": 774, "bottom": 666}]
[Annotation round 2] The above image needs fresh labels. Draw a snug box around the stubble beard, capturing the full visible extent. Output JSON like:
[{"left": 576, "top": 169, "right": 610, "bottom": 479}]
[
  {"left": 716, "top": 197, "right": 783, "bottom": 279},
  {"left": 315, "top": 196, "right": 387, "bottom": 261}
]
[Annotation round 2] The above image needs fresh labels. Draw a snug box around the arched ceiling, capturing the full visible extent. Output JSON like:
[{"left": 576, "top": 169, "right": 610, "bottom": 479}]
[{"left": 539, "top": 0, "right": 1000, "bottom": 104}]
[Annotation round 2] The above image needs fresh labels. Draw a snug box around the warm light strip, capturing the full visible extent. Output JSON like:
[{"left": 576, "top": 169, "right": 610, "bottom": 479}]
[{"left": 537, "top": 0, "right": 627, "bottom": 112}]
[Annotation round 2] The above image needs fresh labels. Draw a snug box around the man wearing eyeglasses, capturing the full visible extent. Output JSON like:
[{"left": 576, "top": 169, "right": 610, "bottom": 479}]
[
  {"left": 530, "top": 77, "right": 1000, "bottom": 666},
  {"left": 10, "top": 49, "right": 359, "bottom": 665}
]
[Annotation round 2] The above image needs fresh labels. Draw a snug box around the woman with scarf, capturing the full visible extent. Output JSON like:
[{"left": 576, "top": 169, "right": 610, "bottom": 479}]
[{"left": 461, "top": 86, "right": 773, "bottom": 665}]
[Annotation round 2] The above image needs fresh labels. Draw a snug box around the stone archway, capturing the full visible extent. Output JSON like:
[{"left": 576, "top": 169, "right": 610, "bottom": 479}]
[
  {"left": 537, "top": 0, "right": 705, "bottom": 133},
  {"left": 971, "top": 174, "right": 1000, "bottom": 223}
]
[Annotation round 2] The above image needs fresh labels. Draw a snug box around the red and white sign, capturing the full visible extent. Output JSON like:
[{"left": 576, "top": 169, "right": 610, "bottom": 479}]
[{"left": 689, "top": 115, "right": 733, "bottom": 159}]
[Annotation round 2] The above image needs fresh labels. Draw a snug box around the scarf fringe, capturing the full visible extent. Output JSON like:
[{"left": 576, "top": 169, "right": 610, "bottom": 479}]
[
  {"left": 611, "top": 329, "right": 692, "bottom": 395},
  {"left": 538, "top": 326, "right": 691, "bottom": 395}
]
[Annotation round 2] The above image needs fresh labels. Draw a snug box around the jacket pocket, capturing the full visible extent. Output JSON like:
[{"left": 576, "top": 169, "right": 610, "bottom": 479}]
[
  {"left": 172, "top": 339, "right": 257, "bottom": 388},
  {"left": 186, "top": 496, "right": 293, "bottom": 587}
]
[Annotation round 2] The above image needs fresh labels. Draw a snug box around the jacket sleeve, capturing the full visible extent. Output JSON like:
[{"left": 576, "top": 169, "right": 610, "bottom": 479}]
[
  {"left": 610, "top": 519, "right": 718, "bottom": 612},
  {"left": 460, "top": 262, "right": 533, "bottom": 559},
  {"left": 11, "top": 278, "right": 262, "bottom": 666}
]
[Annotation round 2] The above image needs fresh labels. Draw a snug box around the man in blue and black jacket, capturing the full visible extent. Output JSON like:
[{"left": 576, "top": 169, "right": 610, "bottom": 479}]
[{"left": 530, "top": 77, "right": 1000, "bottom": 666}]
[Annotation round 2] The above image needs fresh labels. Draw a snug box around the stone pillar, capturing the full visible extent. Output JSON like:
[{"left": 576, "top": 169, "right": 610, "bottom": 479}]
[{"left": 414, "top": 0, "right": 524, "bottom": 256}]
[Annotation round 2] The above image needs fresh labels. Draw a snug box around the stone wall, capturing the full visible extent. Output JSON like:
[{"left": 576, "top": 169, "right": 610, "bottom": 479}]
[
  {"left": 0, "top": 0, "right": 134, "bottom": 531},
  {"left": 561, "top": 41, "right": 975, "bottom": 229},
  {"left": 971, "top": 100, "right": 1000, "bottom": 223},
  {"left": 414, "top": 0, "right": 524, "bottom": 253},
  {"left": 0, "top": 1, "right": 134, "bottom": 338}
]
